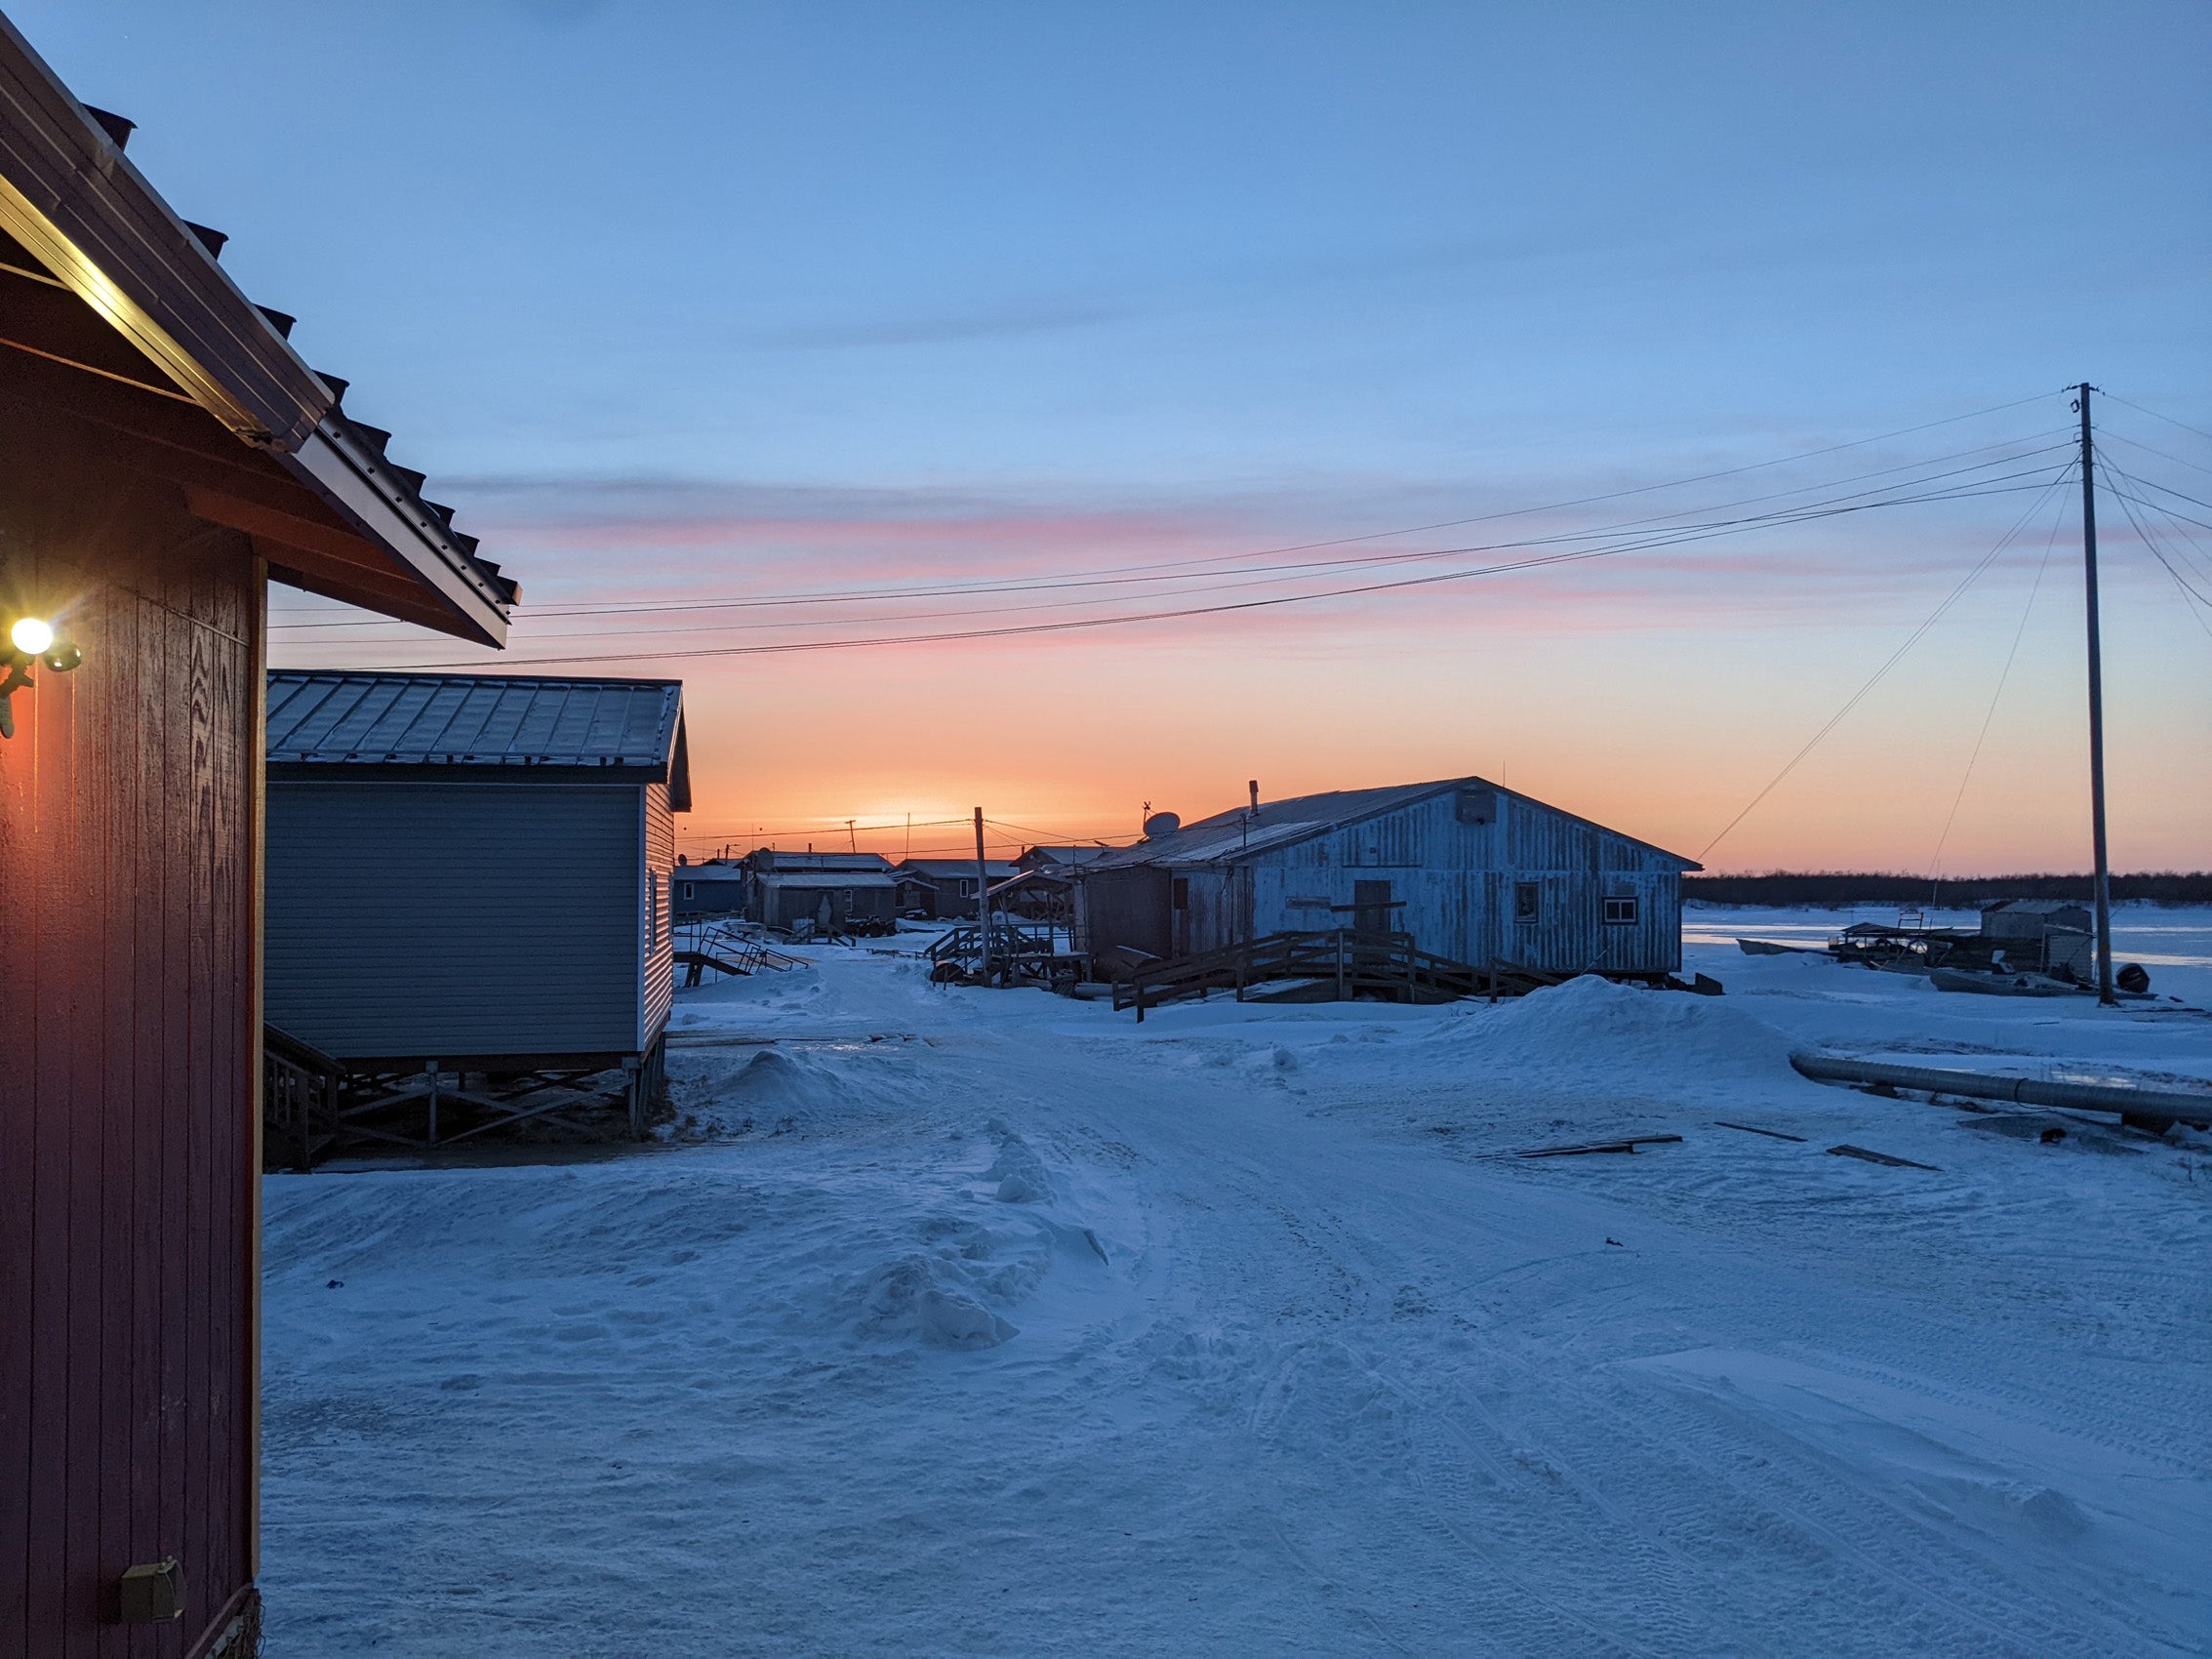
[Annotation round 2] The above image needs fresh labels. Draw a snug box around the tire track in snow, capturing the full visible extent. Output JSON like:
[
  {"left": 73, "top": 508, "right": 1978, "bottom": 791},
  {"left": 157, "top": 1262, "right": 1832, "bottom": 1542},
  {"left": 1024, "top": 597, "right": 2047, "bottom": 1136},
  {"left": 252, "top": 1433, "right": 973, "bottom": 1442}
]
[{"left": 1586, "top": 1379, "right": 2169, "bottom": 1657}]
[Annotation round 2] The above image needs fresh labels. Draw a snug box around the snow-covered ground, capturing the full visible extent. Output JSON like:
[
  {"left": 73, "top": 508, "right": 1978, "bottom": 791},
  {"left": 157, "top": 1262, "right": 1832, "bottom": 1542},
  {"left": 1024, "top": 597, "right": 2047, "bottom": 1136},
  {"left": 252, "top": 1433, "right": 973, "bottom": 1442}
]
[{"left": 261, "top": 909, "right": 2212, "bottom": 1656}]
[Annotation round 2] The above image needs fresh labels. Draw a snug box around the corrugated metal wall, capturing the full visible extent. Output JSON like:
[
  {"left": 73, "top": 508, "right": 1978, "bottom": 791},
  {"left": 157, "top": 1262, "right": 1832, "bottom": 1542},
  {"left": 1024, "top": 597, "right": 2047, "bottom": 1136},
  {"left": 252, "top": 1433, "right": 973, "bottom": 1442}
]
[
  {"left": 265, "top": 781, "right": 644, "bottom": 1059},
  {"left": 1208, "top": 789, "right": 1684, "bottom": 974},
  {"left": 642, "top": 782, "right": 674, "bottom": 1049},
  {"left": 0, "top": 532, "right": 260, "bottom": 1656},
  {"left": 1077, "top": 867, "right": 1174, "bottom": 959}
]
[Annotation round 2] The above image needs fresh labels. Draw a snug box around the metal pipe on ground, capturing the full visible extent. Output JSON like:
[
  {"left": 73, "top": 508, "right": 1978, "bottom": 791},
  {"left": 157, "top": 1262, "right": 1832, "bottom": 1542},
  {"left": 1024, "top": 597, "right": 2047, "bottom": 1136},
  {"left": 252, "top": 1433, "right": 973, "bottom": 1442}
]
[{"left": 1789, "top": 1052, "right": 2211, "bottom": 1131}]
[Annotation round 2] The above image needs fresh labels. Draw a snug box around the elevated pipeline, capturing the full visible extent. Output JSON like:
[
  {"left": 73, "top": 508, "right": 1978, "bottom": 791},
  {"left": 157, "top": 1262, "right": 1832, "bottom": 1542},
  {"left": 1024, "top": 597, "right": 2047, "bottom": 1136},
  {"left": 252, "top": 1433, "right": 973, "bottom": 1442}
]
[{"left": 1789, "top": 1052, "right": 2212, "bottom": 1132}]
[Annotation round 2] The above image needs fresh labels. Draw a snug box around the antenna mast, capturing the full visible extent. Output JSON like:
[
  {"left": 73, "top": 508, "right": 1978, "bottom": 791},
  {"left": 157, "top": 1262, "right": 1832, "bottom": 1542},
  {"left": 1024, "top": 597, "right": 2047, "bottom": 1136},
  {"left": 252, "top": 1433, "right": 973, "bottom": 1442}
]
[{"left": 2075, "top": 384, "right": 2115, "bottom": 1006}]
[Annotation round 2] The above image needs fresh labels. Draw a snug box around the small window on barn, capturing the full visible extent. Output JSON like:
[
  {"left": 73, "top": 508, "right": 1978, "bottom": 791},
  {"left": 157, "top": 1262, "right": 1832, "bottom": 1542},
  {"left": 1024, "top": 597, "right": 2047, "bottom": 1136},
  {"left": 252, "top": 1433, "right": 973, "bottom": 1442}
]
[
  {"left": 683, "top": 882, "right": 695, "bottom": 901},
  {"left": 1603, "top": 896, "right": 1638, "bottom": 925},
  {"left": 1173, "top": 877, "right": 1189, "bottom": 911},
  {"left": 1514, "top": 882, "right": 1541, "bottom": 924}
]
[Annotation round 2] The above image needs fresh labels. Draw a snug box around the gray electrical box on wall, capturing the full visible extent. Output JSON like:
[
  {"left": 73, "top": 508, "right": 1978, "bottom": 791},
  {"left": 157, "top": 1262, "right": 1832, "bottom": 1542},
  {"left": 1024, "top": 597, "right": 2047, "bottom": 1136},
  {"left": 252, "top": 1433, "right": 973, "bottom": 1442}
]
[{"left": 119, "top": 1558, "right": 185, "bottom": 1624}]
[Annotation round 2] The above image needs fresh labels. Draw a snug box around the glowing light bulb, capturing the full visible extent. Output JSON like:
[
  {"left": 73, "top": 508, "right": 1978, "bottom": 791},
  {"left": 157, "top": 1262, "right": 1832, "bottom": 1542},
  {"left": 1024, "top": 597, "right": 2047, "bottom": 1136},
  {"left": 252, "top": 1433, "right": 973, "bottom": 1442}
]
[{"left": 10, "top": 617, "right": 55, "bottom": 656}]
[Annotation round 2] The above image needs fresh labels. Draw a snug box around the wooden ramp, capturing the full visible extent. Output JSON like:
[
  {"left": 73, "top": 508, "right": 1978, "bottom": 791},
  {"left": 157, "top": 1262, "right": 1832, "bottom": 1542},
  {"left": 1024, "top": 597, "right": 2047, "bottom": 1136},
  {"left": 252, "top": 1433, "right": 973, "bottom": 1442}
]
[{"left": 1114, "top": 930, "right": 1497, "bottom": 1020}]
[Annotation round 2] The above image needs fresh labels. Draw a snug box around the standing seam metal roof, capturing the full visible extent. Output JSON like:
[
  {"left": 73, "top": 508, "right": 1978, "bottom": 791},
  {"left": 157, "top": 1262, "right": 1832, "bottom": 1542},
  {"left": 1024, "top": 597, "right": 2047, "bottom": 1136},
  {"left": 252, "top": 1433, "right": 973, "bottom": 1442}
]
[
  {"left": 1084, "top": 777, "right": 1700, "bottom": 870},
  {"left": 266, "top": 672, "right": 684, "bottom": 777}
]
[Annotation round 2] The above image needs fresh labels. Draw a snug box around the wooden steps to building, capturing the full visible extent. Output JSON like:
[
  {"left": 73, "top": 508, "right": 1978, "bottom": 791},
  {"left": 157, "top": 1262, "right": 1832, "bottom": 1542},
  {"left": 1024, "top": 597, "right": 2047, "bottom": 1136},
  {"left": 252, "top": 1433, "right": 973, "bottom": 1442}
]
[
  {"left": 1106, "top": 933, "right": 1714, "bottom": 1019},
  {"left": 1113, "top": 929, "right": 1507, "bottom": 1020}
]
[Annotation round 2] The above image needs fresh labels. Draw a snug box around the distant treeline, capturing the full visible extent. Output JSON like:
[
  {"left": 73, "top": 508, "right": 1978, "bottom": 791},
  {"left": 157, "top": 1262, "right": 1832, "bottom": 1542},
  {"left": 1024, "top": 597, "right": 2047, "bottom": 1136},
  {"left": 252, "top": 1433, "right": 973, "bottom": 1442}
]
[{"left": 1684, "top": 871, "right": 2212, "bottom": 908}]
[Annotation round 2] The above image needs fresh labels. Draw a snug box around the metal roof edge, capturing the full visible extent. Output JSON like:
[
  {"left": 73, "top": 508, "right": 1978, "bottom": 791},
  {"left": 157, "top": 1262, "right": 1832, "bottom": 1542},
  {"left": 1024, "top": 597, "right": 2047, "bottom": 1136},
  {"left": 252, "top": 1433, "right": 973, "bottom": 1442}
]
[
  {"left": 0, "top": 15, "right": 323, "bottom": 447},
  {"left": 282, "top": 423, "right": 509, "bottom": 645},
  {"left": 0, "top": 18, "right": 514, "bottom": 642},
  {"left": 1094, "top": 777, "right": 1704, "bottom": 871},
  {"left": 264, "top": 759, "right": 671, "bottom": 786},
  {"left": 664, "top": 704, "right": 691, "bottom": 813}
]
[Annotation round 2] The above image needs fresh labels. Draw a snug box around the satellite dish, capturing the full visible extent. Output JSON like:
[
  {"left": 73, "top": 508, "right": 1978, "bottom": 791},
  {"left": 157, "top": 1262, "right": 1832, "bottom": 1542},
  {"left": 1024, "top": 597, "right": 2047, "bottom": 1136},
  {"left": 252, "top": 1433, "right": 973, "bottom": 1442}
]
[{"left": 1143, "top": 811, "right": 1181, "bottom": 838}]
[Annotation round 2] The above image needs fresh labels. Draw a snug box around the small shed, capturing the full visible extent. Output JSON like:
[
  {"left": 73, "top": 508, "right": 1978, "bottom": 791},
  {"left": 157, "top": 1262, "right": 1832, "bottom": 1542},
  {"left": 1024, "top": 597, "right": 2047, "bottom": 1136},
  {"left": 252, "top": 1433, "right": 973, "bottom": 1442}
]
[
  {"left": 1077, "top": 777, "right": 1700, "bottom": 978},
  {"left": 673, "top": 858, "right": 749, "bottom": 919},
  {"left": 745, "top": 850, "right": 899, "bottom": 931},
  {"left": 897, "top": 857, "right": 1019, "bottom": 919},
  {"left": 1980, "top": 899, "right": 2094, "bottom": 941},
  {"left": 1980, "top": 898, "right": 2095, "bottom": 978},
  {"left": 265, "top": 672, "right": 688, "bottom": 1070}
]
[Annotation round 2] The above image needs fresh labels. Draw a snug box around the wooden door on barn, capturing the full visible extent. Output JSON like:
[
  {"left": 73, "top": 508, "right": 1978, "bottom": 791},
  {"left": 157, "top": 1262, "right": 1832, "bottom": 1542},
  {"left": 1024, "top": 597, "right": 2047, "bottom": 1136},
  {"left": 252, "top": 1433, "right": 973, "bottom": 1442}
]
[{"left": 1353, "top": 879, "right": 1394, "bottom": 941}]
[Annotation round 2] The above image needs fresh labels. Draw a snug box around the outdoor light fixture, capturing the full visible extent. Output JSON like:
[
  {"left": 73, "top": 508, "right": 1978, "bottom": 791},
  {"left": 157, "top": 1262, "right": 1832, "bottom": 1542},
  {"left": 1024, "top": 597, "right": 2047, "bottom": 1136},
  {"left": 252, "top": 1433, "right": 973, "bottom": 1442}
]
[{"left": 1, "top": 613, "right": 82, "bottom": 739}]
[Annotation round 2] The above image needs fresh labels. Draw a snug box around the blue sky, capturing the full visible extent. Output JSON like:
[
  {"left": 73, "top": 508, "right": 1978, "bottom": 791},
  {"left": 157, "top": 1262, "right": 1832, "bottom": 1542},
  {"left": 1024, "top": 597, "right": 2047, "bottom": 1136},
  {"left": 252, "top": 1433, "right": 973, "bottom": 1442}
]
[{"left": 20, "top": 1, "right": 2210, "bottom": 868}]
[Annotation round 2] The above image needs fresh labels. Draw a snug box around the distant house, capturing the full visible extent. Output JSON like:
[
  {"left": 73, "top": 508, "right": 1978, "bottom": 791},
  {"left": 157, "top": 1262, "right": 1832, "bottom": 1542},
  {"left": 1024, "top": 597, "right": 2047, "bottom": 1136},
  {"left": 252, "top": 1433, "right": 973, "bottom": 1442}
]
[
  {"left": 673, "top": 857, "right": 748, "bottom": 919},
  {"left": 1018, "top": 844, "right": 1115, "bottom": 871},
  {"left": 265, "top": 672, "right": 687, "bottom": 1076},
  {"left": 897, "top": 857, "right": 1019, "bottom": 919},
  {"left": 745, "top": 849, "right": 899, "bottom": 932},
  {"left": 1076, "top": 778, "right": 1699, "bottom": 978}
]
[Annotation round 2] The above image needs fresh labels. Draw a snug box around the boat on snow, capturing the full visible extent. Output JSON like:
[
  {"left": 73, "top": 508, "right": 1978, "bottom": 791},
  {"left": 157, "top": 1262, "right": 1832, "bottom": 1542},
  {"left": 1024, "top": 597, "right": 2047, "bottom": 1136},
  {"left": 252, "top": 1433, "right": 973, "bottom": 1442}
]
[{"left": 1931, "top": 967, "right": 2091, "bottom": 997}]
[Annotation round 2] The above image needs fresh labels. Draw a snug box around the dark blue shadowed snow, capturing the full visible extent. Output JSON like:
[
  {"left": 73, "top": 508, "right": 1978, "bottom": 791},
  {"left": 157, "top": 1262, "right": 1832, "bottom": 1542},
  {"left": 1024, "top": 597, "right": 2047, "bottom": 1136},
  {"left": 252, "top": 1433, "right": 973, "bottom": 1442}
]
[{"left": 260, "top": 913, "right": 2212, "bottom": 1656}]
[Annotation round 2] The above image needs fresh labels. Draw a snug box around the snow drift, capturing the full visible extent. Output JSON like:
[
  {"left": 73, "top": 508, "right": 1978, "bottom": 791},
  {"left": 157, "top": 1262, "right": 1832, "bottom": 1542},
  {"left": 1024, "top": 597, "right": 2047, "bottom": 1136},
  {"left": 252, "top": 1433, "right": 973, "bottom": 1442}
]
[{"left": 1426, "top": 973, "right": 1803, "bottom": 1091}]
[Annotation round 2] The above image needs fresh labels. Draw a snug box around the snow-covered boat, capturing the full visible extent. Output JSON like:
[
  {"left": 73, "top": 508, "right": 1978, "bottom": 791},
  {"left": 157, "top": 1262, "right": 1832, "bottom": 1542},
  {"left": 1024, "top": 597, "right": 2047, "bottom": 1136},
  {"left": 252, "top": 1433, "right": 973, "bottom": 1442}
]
[
  {"left": 1929, "top": 967, "right": 2088, "bottom": 997},
  {"left": 1736, "top": 938, "right": 1823, "bottom": 955}
]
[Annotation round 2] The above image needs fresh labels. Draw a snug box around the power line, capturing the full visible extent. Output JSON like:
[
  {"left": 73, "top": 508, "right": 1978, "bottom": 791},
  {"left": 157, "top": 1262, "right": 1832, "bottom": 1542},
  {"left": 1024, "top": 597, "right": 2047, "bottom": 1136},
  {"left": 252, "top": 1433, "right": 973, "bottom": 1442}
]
[
  {"left": 2095, "top": 450, "right": 2212, "bottom": 597},
  {"left": 1697, "top": 465, "right": 2078, "bottom": 863},
  {"left": 2105, "top": 468, "right": 2212, "bottom": 517},
  {"left": 985, "top": 818, "right": 1138, "bottom": 846},
  {"left": 271, "top": 448, "right": 2071, "bottom": 652},
  {"left": 2101, "top": 390, "right": 2212, "bottom": 448},
  {"left": 2097, "top": 427, "right": 2212, "bottom": 481},
  {"left": 269, "top": 426, "right": 2071, "bottom": 632},
  {"left": 1925, "top": 486, "right": 2071, "bottom": 892},
  {"left": 2099, "top": 457, "right": 2212, "bottom": 637},
  {"left": 302, "top": 468, "right": 2073, "bottom": 671},
  {"left": 2101, "top": 489, "right": 2212, "bottom": 536}
]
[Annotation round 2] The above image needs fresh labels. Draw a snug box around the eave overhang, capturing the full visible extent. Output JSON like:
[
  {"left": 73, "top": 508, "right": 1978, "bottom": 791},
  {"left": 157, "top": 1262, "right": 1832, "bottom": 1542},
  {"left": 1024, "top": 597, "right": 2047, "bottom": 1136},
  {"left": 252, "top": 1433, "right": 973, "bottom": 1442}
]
[{"left": 0, "top": 15, "right": 509, "bottom": 645}]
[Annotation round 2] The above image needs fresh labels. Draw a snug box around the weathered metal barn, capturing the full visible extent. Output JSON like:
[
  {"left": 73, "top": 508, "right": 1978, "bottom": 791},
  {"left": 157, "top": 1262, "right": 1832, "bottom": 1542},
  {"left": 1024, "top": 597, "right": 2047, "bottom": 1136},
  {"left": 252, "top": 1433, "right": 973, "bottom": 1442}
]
[
  {"left": 264, "top": 672, "right": 686, "bottom": 1079},
  {"left": 1077, "top": 778, "right": 1700, "bottom": 977},
  {"left": 0, "top": 24, "right": 516, "bottom": 1654}
]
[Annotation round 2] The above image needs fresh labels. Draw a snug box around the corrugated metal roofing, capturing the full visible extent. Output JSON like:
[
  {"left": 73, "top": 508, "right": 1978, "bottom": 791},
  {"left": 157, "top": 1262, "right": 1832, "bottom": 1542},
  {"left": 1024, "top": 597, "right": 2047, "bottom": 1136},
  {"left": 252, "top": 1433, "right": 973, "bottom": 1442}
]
[
  {"left": 898, "top": 860, "right": 1019, "bottom": 878},
  {"left": 1022, "top": 845, "right": 1114, "bottom": 866},
  {"left": 1087, "top": 777, "right": 1698, "bottom": 870},
  {"left": 748, "top": 852, "right": 895, "bottom": 872},
  {"left": 267, "top": 672, "right": 682, "bottom": 774}
]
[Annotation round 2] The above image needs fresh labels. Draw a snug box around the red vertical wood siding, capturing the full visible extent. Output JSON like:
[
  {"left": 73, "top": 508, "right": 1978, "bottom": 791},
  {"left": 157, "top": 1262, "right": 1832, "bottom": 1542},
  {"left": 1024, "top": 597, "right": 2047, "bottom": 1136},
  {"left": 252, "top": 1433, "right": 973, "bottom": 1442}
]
[{"left": 0, "top": 517, "right": 260, "bottom": 1657}]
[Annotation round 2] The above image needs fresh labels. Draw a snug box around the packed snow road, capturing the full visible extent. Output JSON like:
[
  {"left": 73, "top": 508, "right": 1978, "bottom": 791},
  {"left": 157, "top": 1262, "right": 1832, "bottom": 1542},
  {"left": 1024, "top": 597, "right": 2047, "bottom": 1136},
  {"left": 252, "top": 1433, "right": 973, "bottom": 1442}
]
[{"left": 261, "top": 911, "right": 2212, "bottom": 1656}]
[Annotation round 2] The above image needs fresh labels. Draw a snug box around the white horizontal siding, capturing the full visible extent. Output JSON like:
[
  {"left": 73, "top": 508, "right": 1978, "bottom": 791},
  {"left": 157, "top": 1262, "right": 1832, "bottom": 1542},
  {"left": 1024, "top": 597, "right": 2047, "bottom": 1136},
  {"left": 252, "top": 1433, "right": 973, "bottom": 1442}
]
[{"left": 266, "top": 781, "right": 644, "bottom": 1059}]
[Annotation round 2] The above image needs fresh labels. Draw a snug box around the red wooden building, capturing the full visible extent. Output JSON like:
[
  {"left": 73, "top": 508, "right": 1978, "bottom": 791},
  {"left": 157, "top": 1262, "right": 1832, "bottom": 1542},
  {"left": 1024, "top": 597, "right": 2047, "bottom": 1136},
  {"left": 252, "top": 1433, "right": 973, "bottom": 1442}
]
[{"left": 0, "top": 18, "right": 515, "bottom": 1654}]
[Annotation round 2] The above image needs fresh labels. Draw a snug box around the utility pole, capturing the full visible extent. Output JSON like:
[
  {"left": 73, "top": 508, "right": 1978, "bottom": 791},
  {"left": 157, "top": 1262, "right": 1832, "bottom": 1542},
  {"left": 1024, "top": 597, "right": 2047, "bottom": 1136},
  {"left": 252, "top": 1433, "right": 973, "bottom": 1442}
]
[
  {"left": 846, "top": 818, "right": 857, "bottom": 853},
  {"left": 2075, "top": 383, "right": 2116, "bottom": 1006},
  {"left": 973, "top": 806, "right": 992, "bottom": 984}
]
